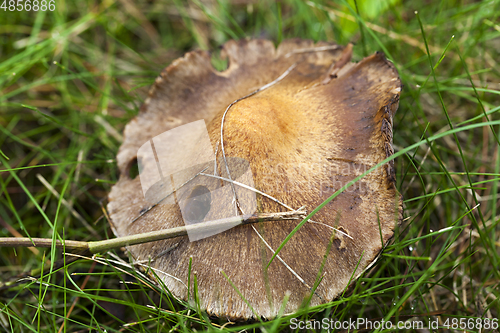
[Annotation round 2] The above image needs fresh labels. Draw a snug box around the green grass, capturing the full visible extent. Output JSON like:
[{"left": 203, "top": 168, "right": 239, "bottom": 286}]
[{"left": 1, "top": 0, "right": 499, "bottom": 332}]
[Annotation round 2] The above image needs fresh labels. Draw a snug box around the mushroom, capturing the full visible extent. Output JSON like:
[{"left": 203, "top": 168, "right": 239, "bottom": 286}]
[{"left": 107, "top": 38, "right": 402, "bottom": 320}]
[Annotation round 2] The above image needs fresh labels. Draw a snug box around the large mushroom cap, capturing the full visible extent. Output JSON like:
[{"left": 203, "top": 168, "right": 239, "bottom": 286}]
[{"left": 108, "top": 38, "right": 402, "bottom": 320}]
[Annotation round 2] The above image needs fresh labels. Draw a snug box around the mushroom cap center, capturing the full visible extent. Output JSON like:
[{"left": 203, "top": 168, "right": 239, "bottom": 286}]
[{"left": 218, "top": 94, "right": 302, "bottom": 153}]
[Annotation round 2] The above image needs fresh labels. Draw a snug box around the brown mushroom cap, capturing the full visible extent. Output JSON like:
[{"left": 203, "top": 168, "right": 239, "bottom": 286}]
[{"left": 107, "top": 38, "right": 402, "bottom": 320}]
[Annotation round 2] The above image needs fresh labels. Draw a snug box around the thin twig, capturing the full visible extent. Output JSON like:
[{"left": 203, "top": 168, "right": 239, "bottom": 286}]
[
  {"left": 199, "top": 172, "right": 292, "bottom": 210},
  {"left": 307, "top": 220, "right": 354, "bottom": 240},
  {"left": 0, "top": 217, "right": 40, "bottom": 255},
  {"left": 0, "top": 210, "right": 306, "bottom": 253},
  {"left": 213, "top": 140, "right": 220, "bottom": 176},
  {"left": 219, "top": 63, "right": 298, "bottom": 216},
  {"left": 135, "top": 262, "right": 188, "bottom": 290},
  {"left": 92, "top": 210, "right": 307, "bottom": 253},
  {"left": 129, "top": 166, "right": 209, "bottom": 225},
  {"left": 94, "top": 115, "right": 123, "bottom": 142},
  {"left": 66, "top": 252, "right": 158, "bottom": 292},
  {"left": 199, "top": 172, "right": 353, "bottom": 239},
  {"left": 36, "top": 173, "right": 100, "bottom": 238},
  {"left": 251, "top": 225, "right": 323, "bottom": 301},
  {"left": 0, "top": 238, "right": 89, "bottom": 251}
]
